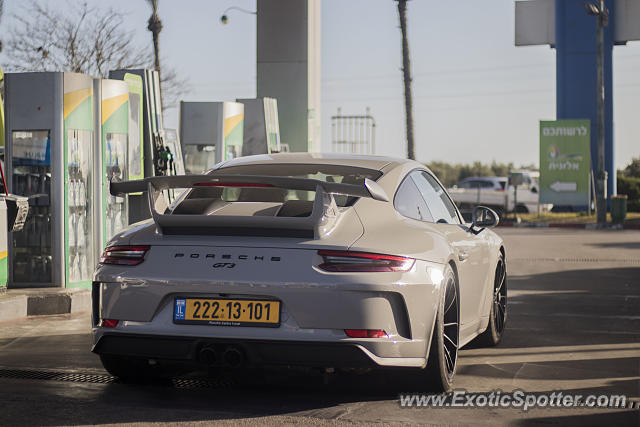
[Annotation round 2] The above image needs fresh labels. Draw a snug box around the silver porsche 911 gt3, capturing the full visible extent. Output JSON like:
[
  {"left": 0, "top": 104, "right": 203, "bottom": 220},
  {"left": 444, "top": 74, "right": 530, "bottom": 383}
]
[{"left": 92, "top": 153, "right": 507, "bottom": 391}]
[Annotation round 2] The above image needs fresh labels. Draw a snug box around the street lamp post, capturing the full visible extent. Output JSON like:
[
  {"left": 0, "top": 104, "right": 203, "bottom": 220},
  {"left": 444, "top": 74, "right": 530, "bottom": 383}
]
[
  {"left": 585, "top": 0, "right": 609, "bottom": 226},
  {"left": 220, "top": 6, "right": 256, "bottom": 24}
]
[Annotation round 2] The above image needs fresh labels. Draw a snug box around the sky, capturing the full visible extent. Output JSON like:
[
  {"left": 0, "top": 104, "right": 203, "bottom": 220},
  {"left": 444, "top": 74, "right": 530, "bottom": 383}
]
[{"left": 1, "top": 0, "right": 639, "bottom": 169}]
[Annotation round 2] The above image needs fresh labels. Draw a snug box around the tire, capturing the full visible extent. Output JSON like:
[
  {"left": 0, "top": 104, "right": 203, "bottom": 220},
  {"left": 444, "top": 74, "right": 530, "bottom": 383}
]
[
  {"left": 475, "top": 254, "right": 507, "bottom": 347},
  {"left": 100, "top": 354, "right": 169, "bottom": 383},
  {"left": 424, "top": 265, "right": 459, "bottom": 392}
]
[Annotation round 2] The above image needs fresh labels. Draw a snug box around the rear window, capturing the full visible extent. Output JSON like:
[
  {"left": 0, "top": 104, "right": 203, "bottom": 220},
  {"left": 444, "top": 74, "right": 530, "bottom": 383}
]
[{"left": 180, "top": 163, "right": 382, "bottom": 208}]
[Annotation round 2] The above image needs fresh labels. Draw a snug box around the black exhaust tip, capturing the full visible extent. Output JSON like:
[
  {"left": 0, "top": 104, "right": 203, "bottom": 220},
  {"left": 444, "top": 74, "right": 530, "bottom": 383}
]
[
  {"left": 223, "top": 347, "right": 244, "bottom": 368},
  {"left": 199, "top": 347, "right": 217, "bottom": 365}
]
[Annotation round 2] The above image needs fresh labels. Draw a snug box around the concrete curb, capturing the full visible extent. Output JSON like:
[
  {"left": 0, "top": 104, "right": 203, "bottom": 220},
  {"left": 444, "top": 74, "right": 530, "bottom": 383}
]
[
  {"left": 0, "top": 294, "right": 28, "bottom": 322},
  {"left": 0, "top": 288, "right": 91, "bottom": 322}
]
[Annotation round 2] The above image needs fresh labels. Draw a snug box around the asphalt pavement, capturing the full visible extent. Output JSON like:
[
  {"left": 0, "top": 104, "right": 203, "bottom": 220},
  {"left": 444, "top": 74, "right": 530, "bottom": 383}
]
[{"left": 0, "top": 228, "right": 638, "bottom": 426}]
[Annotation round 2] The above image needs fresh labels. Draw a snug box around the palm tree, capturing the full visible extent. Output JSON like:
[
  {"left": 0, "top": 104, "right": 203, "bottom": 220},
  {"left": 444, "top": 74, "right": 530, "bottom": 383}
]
[
  {"left": 396, "top": 0, "right": 415, "bottom": 160},
  {"left": 146, "top": 0, "right": 162, "bottom": 75}
]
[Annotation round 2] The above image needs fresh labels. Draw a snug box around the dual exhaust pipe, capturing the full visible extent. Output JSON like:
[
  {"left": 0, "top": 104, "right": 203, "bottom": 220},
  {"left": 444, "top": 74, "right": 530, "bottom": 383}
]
[{"left": 198, "top": 345, "right": 245, "bottom": 368}]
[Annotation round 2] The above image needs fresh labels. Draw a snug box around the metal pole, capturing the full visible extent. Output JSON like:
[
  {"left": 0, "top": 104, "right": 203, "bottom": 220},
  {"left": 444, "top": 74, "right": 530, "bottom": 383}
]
[
  {"left": 396, "top": 0, "right": 415, "bottom": 160},
  {"left": 331, "top": 116, "right": 336, "bottom": 153},
  {"left": 588, "top": 169, "right": 592, "bottom": 216},
  {"left": 371, "top": 119, "right": 376, "bottom": 155},
  {"left": 591, "top": 168, "right": 597, "bottom": 214},
  {"left": 595, "top": 0, "right": 607, "bottom": 226},
  {"left": 338, "top": 118, "right": 341, "bottom": 153},
  {"left": 514, "top": 186, "right": 518, "bottom": 222},
  {"left": 359, "top": 117, "right": 363, "bottom": 154},
  {"left": 366, "top": 107, "right": 371, "bottom": 154}
]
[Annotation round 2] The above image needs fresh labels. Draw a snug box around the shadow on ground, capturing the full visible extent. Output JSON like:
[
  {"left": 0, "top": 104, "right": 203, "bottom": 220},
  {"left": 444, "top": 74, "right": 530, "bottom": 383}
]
[{"left": 587, "top": 241, "right": 640, "bottom": 250}]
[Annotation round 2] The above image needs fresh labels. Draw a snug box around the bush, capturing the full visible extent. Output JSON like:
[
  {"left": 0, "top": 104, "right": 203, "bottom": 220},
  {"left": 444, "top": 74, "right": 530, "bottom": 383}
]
[
  {"left": 622, "top": 158, "right": 640, "bottom": 178},
  {"left": 617, "top": 174, "right": 640, "bottom": 212}
]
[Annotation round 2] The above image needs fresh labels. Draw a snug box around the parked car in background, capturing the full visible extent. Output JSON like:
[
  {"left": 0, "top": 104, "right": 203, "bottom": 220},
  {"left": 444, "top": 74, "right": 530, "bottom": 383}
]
[
  {"left": 457, "top": 177, "right": 507, "bottom": 192},
  {"left": 448, "top": 170, "right": 551, "bottom": 220}
]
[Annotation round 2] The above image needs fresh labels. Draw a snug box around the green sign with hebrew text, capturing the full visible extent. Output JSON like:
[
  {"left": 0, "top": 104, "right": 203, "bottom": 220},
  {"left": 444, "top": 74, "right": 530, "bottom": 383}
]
[{"left": 539, "top": 120, "right": 591, "bottom": 206}]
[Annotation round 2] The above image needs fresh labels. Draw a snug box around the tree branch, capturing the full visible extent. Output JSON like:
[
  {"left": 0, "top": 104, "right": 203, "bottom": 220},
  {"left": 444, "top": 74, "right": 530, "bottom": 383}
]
[{"left": 5, "top": 0, "right": 187, "bottom": 110}]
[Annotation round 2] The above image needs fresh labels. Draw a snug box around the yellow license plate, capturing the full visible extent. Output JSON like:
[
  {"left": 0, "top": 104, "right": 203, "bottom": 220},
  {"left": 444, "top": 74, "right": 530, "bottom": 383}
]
[{"left": 174, "top": 297, "right": 280, "bottom": 327}]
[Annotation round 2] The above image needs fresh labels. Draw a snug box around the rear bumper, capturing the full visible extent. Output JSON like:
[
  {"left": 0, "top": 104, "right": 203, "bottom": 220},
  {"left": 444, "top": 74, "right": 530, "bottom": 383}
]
[
  {"left": 93, "top": 333, "right": 381, "bottom": 368},
  {"left": 92, "top": 246, "right": 445, "bottom": 368}
]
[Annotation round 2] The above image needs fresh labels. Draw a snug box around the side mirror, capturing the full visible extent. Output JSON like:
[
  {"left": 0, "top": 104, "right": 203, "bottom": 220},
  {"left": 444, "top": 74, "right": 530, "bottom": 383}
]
[{"left": 472, "top": 206, "right": 499, "bottom": 232}]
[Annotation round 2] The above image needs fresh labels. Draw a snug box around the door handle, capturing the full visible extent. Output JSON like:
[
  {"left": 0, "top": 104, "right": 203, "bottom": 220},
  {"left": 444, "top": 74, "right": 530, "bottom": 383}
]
[{"left": 458, "top": 251, "right": 469, "bottom": 262}]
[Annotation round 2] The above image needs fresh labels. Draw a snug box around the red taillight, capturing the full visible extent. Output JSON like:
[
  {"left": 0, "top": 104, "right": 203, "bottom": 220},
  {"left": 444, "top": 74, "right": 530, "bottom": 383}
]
[
  {"left": 193, "top": 182, "right": 274, "bottom": 188},
  {"left": 317, "top": 250, "right": 415, "bottom": 272},
  {"left": 101, "top": 319, "right": 119, "bottom": 328},
  {"left": 100, "top": 245, "right": 150, "bottom": 266},
  {"left": 345, "top": 329, "right": 388, "bottom": 338}
]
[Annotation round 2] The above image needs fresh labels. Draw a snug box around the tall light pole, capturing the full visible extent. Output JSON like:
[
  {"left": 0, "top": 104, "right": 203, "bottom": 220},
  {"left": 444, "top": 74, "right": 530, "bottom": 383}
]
[
  {"left": 585, "top": 1, "right": 608, "bottom": 226},
  {"left": 396, "top": 0, "right": 415, "bottom": 160}
]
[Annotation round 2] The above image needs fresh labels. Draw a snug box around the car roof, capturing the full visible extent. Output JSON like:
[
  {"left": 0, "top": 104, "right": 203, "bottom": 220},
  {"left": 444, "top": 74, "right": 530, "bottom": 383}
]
[{"left": 215, "top": 153, "right": 410, "bottom": 172}]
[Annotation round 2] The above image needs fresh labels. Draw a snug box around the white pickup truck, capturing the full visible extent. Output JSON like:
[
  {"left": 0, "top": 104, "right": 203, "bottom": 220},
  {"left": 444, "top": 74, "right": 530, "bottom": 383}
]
[{"left": 448, "top": 171, "right": 551, "bottom": 219}]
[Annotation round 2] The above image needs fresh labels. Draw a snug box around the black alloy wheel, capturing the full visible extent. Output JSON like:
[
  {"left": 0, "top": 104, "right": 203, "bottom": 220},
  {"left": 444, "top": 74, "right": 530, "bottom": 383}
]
[
  {"left": 424, "top": 265, "right": 459, "bottom": 392},
  {"left": 493, "top": 256, "right": 507, "bottom": 335},
  {"left": 442, "top": 273, "right": 459, "bottom": 375},
  {"left": 475, "top": 254, "right": 507, "bottom": 347}
]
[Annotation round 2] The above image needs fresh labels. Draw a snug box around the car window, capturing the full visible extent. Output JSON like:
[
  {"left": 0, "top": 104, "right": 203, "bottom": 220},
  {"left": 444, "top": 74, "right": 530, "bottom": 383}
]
[
  {"left": 393, "top": 177, "right": 434, "bottom": 222},
  {"left": 480, "top": 180, "right": 494, "bottom": 188},
  {"left": 411, "top": 171, "right": 460, "bottom": 224},
  {"left": 180, "top": 163, "right": 383, "bottom": 208}
]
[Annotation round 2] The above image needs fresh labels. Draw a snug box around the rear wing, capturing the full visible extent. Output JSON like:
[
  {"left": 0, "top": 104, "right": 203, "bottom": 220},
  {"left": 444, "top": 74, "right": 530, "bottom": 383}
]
[{"left": 110, "top": 174, "right": 389, "bottom": 238}]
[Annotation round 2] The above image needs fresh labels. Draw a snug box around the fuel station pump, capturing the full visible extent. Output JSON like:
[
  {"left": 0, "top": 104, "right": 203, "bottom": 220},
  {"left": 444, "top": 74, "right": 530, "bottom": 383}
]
[
  {"left": 5, "top": 72, "right": 96, "bottom": 288},
  {"left": 179, "top": 101, "right": 244, "bottom": 174},
  {"left": 237, "top": 97, "right": 282, "bottom": 155},
  {"left": 2, "top": 69, "right": 181, "bottom": 289},
  {"left": 95, "top": 78, "right": 131, "bottom": 247},
  {"left": 109, "top": 69, "right": 183, "bottom": 221},
  {"left": 0, "top": 66, "right": 29, "bottom": 288}
]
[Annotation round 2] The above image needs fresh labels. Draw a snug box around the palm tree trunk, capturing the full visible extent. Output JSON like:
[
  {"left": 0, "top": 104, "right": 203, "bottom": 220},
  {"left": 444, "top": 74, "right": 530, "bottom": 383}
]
[
  {"left": 147, "top": 13, "right": 162, "bottom": 75},
  {"left": 397, "top": 0, "right": 415, "bottom": 160},
  {"left": 152, "top": 29, "right": 160, "bottom": 71}
]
